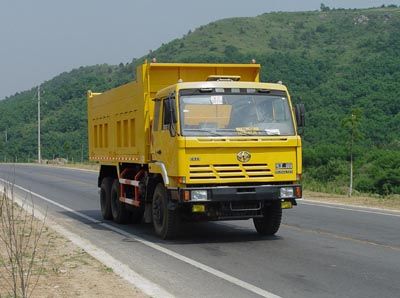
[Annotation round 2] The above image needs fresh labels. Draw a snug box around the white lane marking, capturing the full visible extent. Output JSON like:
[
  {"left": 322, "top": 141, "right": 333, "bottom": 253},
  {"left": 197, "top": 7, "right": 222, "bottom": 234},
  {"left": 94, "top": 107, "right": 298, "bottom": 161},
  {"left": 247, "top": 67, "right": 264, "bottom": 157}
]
[
  {"left": 300, "top": 200, "right": 400, "bottom": 218},
  {"left": 0, "top": 178, "right": 281, "bottom": 298},
  {"left": 0, "top": 180, "right": 172, "bottom": 298},
  {"left": 0, "top": 163, "right": 98, "bottom": 173}
]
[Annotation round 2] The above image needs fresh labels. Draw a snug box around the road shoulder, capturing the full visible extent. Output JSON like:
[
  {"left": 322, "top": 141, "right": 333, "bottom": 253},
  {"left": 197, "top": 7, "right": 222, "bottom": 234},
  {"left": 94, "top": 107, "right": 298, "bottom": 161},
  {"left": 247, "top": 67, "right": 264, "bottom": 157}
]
[
  {"left": 303, "top": 190, "right": 400, "bottom": 212},
  {"left": 0, "top": 181, "right": 171, "bottom": 298}
]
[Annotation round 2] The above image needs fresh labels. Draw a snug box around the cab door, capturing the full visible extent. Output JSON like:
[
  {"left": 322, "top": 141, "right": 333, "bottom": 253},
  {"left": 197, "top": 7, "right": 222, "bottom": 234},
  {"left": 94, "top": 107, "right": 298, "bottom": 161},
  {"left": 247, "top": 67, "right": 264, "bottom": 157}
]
[{"left": 151, "top": 95, "right": 179, "bottom": 176}]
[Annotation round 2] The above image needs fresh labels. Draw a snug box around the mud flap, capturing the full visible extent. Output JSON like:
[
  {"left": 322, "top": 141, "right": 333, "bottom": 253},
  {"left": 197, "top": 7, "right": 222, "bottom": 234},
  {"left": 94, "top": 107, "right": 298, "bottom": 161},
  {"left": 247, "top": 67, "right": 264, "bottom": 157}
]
[{"left": 144, "top": 202, "right": 152, "bottom": 223}]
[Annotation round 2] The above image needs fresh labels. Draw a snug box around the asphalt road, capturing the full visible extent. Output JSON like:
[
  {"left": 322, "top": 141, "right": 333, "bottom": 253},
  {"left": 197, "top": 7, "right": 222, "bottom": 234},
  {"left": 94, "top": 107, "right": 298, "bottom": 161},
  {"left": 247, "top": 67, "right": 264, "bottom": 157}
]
[{"left": 1, "top": 164, "right": 399, "bottom": 298}]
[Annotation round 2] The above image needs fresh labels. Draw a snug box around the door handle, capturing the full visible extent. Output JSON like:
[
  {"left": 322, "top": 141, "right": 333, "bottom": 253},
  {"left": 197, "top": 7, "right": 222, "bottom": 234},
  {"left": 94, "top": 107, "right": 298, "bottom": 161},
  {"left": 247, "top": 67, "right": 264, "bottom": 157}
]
[{"left": 156, "top": 150, "right": 162, "bottom": 155}]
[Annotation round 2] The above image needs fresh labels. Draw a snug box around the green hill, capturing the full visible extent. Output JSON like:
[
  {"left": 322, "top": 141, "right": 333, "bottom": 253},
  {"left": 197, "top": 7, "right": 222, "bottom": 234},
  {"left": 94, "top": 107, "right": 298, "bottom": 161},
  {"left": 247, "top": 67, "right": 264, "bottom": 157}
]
[{"left": 0, "top": 6, "right": 399, "bottom": 195}]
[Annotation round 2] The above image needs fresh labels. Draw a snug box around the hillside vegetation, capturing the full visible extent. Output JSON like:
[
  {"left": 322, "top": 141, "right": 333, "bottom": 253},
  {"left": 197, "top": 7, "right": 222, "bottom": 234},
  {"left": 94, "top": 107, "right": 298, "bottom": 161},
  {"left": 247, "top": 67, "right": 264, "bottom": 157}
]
[{"left": 0, "top": 6, "right": 399, "bottom": 195}]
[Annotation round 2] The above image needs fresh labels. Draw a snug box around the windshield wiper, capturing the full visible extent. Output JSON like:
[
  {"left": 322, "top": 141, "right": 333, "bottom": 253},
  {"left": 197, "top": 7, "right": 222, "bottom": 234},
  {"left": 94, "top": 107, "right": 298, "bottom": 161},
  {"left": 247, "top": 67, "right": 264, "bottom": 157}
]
[
  {"left": 183, "top": 128, "right": 224, "bottom": 136},
  {"left": 219, "top": 128, "right": 265, "bottom": 136},
  {"left": 221, "top": 128, "right": 282, "bottom": 136}
]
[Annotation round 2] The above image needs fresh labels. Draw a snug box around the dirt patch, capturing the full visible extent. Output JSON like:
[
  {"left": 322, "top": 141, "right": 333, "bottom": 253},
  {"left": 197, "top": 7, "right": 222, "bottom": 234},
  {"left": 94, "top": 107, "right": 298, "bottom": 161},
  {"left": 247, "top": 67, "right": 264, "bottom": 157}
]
[
  {"left": 0, "top": 201, "right": 146, "bottom": 298},
  {"left": 32, "top": 235, "right": 146, "bottom": 298},
  {"left": 304, "top": 190, "right": 400, "bottom": 211}
]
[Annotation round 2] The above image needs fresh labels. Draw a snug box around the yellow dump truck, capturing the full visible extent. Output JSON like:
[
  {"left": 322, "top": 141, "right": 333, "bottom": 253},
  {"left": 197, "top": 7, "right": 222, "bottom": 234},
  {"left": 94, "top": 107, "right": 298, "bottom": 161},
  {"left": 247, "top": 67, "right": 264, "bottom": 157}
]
[{"left": 87, "top": 61, "right": 304, "bottom": 239}]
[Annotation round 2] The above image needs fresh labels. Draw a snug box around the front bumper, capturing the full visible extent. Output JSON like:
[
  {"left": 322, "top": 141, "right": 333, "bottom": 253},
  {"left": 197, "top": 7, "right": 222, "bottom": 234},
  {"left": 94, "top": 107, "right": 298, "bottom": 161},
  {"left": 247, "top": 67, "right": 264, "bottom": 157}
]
[
  {"left": 168, "top": 184, "right": 301, "bottom": 221},
  {"left": 171, "top": 184, "right": 302, "bottom": 203}
]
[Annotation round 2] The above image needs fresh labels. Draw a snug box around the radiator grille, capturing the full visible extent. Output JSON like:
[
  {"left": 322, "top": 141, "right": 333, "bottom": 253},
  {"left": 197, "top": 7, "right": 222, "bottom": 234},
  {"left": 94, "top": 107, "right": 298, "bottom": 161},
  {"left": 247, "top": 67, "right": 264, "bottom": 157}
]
[{"left": 189, "top": 163, "right": 273, "bottom": 180}]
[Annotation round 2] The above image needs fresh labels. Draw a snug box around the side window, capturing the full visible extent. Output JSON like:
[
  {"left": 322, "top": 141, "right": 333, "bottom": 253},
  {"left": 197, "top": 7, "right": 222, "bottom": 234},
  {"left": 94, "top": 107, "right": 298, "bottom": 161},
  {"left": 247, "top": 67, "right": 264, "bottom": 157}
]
[
  {"left": 162, "top": 98, "right": 171, "bottom": 130},
  {"left": 153, "top": 100, "right": 161, "bottom": 131}
]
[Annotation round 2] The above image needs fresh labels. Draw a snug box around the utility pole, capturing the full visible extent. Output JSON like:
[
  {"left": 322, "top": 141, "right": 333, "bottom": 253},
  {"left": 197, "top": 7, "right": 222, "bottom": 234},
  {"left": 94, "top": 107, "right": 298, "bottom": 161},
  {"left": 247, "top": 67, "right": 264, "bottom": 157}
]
[
  {"left": 349, "top": 114, "right": 354, "bottom": 197},
  {"left": 5, "top": 128, "right": 7, "bottom": 143},
  {"left": 38, "top": 85, "right": 42, "bottom": 164}
]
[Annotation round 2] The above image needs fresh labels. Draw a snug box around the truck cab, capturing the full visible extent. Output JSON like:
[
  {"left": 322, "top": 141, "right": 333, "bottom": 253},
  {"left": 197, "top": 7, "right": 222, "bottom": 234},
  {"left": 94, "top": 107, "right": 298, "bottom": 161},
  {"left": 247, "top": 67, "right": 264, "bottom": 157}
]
[{"left": 149, "top": 79, "right": 303, "bottom": 237}]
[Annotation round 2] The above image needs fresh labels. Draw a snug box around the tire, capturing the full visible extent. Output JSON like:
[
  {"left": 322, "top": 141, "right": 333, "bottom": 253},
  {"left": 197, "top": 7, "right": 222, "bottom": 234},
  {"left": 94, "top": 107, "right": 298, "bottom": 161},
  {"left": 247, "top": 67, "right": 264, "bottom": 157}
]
[
  {"left": 152, "top": 183, "right": 180, "bottom": 239},
  {"left": 100, "top": 177, "right": 113, "bottom": 220},
  {"left": 253, "top": 201, "right": 282, "bottom": 235},
  {"left": 131, "top": 208, "right": 144, "bottom": 224},
  {"left": 110, "top": 179, "right": 130, "bottom": 224}
]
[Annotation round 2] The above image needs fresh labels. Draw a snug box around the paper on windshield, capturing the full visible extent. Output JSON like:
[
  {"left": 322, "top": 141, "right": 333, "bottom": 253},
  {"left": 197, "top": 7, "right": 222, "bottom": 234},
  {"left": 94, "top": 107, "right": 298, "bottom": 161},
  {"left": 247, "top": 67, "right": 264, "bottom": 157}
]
[
  {"left": 265, "top": 129, "right": 280, "bottom": 135},
  {"left": 210, "top": 96, "right": 223, "bottom": 104}
]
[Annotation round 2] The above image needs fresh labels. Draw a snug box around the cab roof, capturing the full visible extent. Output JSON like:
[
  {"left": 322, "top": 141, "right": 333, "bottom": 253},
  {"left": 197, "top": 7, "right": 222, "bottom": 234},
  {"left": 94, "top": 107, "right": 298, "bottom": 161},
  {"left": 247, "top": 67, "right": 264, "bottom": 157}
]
[{"left": 155, "top": 81, "right": 289, "bottom": 98}]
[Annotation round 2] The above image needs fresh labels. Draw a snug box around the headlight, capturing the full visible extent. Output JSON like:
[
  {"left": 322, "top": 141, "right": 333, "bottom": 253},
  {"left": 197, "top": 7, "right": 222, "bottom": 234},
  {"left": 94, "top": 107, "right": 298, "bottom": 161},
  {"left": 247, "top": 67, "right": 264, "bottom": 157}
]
[
  {"left": 191, "top": 190, "right": 208, "bottom": 201},
  {"left": 280, "top": 187, "right": 294, "bottom": 198}
]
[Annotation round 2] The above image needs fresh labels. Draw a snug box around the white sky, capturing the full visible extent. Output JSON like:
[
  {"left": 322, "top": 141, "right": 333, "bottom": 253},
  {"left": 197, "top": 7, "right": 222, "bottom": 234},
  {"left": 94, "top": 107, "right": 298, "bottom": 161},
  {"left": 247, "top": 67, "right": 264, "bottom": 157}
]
[{"left": 1, "top": 0, "right": 399, "bottom": 99}]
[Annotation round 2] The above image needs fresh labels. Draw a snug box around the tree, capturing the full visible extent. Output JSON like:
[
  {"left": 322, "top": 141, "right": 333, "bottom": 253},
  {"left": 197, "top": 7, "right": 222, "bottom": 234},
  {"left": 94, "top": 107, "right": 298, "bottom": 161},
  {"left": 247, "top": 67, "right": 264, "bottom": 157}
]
[
  {"left": 320, "top": 3, "right": 330, "bottom": 12},
  {"left": 224, "top": 45, "right": 240, "bottom": 59},
  {"left": 342, "top": 108, "right": 363, "bottom": 197}
]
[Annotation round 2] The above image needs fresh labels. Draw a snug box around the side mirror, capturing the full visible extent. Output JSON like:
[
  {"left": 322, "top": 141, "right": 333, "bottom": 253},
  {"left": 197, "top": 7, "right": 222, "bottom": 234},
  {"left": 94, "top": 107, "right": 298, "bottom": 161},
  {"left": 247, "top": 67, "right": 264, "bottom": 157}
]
[
  {"left": 165, "top": 96, "right": 177, "bottom": 124},
  {"left": 168, "top": 96, "right": 177, "bottom": 124},
  {"left": 295, "top": 103, "right": 305, "bottom": 131}
]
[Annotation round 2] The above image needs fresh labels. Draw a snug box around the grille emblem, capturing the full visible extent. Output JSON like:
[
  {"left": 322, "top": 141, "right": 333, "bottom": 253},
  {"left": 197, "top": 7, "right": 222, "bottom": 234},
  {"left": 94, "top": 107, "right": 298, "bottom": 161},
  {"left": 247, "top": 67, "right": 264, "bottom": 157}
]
[{"left": 237, "top": 151, "right": 251, "bottom": 163}]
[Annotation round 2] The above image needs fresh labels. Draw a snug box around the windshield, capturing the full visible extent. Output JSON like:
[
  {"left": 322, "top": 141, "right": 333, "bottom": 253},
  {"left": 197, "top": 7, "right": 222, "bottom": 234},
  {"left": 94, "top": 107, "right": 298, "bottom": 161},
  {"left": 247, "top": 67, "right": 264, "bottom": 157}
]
[{"left": 179, "top": 89, "right": 295, "bottom": 136}]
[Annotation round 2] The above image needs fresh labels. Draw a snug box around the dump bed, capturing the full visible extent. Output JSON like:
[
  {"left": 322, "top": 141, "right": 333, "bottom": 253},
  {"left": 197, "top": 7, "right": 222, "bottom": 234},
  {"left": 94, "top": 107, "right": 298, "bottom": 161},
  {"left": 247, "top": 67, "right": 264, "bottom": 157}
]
[{"left": 87, "top": 62, "right": 261, "bottom": 164}]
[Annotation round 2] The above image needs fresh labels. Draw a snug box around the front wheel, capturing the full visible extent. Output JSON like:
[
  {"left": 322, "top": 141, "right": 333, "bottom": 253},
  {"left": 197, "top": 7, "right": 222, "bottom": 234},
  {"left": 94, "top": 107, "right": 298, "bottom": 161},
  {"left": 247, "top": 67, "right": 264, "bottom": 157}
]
[
  {"left": 152, "top": 183, "right": 180, "bottom": 239},
  {"left": 253, "top": 201, "right": 282, "bottom": 235}
]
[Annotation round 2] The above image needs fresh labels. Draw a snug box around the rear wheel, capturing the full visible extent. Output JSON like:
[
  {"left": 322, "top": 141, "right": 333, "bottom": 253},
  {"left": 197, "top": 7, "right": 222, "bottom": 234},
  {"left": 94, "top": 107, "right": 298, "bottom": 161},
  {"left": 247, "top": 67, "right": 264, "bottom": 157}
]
[
  {"left": 131, "top": 207, "right": 144, "bottom": 224},
  {"left": 152, "top": 183, "right": 180, "bottom": 239},
  {"left": 253, "top": 201, "right": 282, "bottom": 235},
  {"left": 100, "top": 177, "right": 113, "bottom": 220},
  {"left": 110, "top": 179, "right": 130, "bottom": 224}
]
